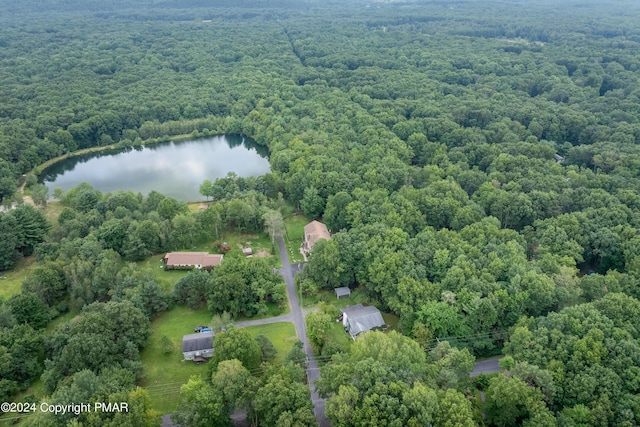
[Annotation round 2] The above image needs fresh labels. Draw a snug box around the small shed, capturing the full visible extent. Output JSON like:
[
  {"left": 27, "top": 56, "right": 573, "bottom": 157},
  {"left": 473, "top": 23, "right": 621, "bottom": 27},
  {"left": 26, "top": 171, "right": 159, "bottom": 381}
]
[
  {"left": 182, "top": 331, "right": 215, "bottom": 361},
  {"left": 334, "top": 287, "right": 351, "bottom": 299},
  {"left": 554, "top": 154, "right": 565, "bottom": 163},
  {"left": 242, "top": 247, "right": 253, "bottom": 256}
]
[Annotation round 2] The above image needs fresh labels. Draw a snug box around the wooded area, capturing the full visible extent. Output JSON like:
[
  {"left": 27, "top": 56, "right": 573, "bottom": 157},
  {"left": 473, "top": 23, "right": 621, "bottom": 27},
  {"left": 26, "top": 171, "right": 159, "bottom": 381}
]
[{"left": 2, "top": 0, "right": 640, "bottom": 425}]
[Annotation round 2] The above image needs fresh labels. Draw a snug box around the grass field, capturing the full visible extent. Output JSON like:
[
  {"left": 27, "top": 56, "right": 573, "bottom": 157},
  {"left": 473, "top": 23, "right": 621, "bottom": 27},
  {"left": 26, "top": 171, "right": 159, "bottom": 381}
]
[
  {"left": 135, "top": 254, "right": 190, "bottom": 293},
  {"left": 43, "top": 201, "right": 64, "bottom": 224},
  {"left": 46, "top": 309, "right": 79, "bottom": 333},
  {"left": 139, "top": 305, "right": 213, "bottom": 412},
  {"left": 245, "top": 322, "right": 297, "bottom": 365},
  {"left": 140, "top": 306, "right": 297, "bottom": 413},
  {"left": 0, "top": 256, "right": 36, "bottom": 300},
  {"left": 300, "top": 287, "right": 376, "bottom": 309},
  {"left": 283, "top": 213, "right": 310, "bottom": 264},
  {"left": 217, "top": 230, "right": 281, "bottom": 268}
]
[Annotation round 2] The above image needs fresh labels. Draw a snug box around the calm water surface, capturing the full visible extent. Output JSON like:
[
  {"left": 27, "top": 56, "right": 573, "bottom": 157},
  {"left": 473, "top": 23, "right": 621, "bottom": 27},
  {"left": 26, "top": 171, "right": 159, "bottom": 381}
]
[{"left": 40, "top": 135, "right": 270, "bottom": 201}]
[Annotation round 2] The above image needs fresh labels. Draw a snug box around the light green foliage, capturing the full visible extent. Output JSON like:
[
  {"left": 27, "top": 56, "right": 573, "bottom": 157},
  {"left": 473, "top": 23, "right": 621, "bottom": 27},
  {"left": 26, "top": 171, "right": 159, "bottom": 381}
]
[
  {"left": 262, "top": 208, "right": 284, "bottom": 248},
  {"left": 210, "top": 328, "right": 262, "bottom": 372},
  {"left": 172, "top": 376, "right": 227, "bottom": 427},
  {"left": 305, "top": 310, "right": 333, "bottom": 353},
  {"left": 211, "top": 359, "right": 254, "bottom": 413},
  {"left": 434, "top": 389, "right": 477, "bottom": 427},
  {"left": 427, "top": 341, "right": 475, "bottom": 390}
]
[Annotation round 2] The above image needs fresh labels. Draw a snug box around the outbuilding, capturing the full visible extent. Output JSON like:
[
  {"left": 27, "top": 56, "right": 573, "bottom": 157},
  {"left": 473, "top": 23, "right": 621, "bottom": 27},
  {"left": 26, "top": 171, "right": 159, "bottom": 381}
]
[{"left": 334, "top": 287, "right": 351, "bottom": 299}]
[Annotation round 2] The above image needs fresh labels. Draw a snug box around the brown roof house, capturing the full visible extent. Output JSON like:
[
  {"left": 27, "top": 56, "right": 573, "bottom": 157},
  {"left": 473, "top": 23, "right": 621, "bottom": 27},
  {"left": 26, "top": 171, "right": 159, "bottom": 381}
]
[
  {"left": 302, "top": 220, "right": 331, "bottom": 254},
  {"left": 182, "top": 331, "right": 215, "bottom": 362},
  {"left": 163, "top": 252, "right": 223, "bottom": 270}
]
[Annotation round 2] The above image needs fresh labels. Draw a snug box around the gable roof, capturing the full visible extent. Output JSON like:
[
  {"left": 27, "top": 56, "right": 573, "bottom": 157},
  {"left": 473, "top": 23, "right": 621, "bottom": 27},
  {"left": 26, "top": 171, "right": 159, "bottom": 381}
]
[
  {"left": 341, "top": 304, "right": 385, "bottom": 338},
  {"left": 303, "top": 220, "right": 330, "bottom": 251},
  {"left": 164, "top": 252, "right": 223, "bottom": 268},
  {"left": 335, "top": 287, "right": 351, "bottom": 298},
  {"left": 182, "top": 332, "right": 215, "bottom": 352}
]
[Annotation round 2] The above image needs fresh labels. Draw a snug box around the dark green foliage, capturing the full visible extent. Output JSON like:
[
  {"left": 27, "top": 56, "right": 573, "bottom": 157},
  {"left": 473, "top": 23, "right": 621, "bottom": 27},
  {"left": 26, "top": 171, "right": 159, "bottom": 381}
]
[
  {"left": 207, "top": 256, "right": 286, "bottom": 318},
  {"left": 43, "top": 301, "right": 151, "bottom": 391},
  {"left": 160, "top": 335, "right": 174, "bottom": 356},
  {"left": 0, "top": 205, "right": 49, "bottom": 267},
  {"left": 7, "top": 292, "right": 50, "bottom": 330},
  {"left": 255, "top": 334, "right": 277, "bottom": 362},
  {"left": 285, "top": 340, "right": 308, "bottom": 368},
  {"left": 0, "top": 212, "right": 19, "bottom": 270},
  {"left": 22, "top": 261, "right": 67, "bottom": 307},
  {"left": 505, "top": 293, "right": 640, "bottom": 426},
  {"left": 0, "top": 324, "right": 43, "bottom": 401},
  {"left": 173, "top": 269, "right": 212, "bottom": 309}
]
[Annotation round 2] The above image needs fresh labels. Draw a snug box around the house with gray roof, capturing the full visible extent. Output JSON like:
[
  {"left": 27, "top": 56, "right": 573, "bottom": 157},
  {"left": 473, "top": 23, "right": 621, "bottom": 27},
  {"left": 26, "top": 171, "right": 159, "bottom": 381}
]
[
  {"left": 182, "top": 331, "right": 214, "bottom": 361},
  {"left": 340, "top": 304, "right": 385, "bottom": 339}
]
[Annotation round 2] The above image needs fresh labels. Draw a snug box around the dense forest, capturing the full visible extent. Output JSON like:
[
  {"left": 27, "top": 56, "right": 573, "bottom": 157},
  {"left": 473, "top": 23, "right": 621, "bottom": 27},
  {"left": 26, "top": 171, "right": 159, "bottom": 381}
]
[{"left": 2, "top": 0, "right": 640, "bottom": 425}]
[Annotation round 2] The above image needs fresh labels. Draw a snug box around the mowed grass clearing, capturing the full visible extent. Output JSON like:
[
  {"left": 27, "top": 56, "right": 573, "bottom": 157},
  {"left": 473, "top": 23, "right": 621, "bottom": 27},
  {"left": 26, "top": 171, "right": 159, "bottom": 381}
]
[
  {"left": 283, "top": 213, "right": 310, "bottom": 264},
  {"left": 245, "top": 322, "right": 297, "bottom": 365},
  {"left": 0, "top": 256, "right": 36, "bottom": 300},
  {"left": 140, "top": 306, "right": 298, "bottom": 413},
  {"left": 140, "top": 305, "right": 212, "bottom": 412}
]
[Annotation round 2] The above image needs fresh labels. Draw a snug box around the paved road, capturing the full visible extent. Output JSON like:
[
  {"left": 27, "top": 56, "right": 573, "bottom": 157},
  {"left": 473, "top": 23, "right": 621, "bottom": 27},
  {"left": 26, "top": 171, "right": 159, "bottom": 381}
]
[
  {"left": 470, "top": 356, "right": 503, "bottom": 377},
  {"left": 277, "top": 236, "right": 330, "bottom": 427}
]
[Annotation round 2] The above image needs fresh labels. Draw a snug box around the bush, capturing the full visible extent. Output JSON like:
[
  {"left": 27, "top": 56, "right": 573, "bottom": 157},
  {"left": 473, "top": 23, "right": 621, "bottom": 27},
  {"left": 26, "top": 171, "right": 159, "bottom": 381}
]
[{"left": 160, "top": 335, "right": 174, "bottom": 356}]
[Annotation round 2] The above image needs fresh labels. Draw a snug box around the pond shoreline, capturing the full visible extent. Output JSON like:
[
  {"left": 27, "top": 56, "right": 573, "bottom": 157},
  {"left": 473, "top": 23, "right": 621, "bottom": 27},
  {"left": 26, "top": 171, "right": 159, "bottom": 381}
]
[
  {"left": 32, "top": 132, "right": 234, "bottom": 177},
  {"left": 37, "top": 133, "right": 270, "bottom": 202}
]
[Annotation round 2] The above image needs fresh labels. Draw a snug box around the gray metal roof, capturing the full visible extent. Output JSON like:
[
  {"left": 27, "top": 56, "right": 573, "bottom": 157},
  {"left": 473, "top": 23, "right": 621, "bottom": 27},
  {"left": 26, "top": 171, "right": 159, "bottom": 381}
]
[
  {"left": 334, "top": 287, "right": 351, "bottom": 297},
  {"left": 182, "top": 332, "right": 214, "bottom": 352},
  {"left": 341, "top": 304, "right": 385, "bottom": 338}
]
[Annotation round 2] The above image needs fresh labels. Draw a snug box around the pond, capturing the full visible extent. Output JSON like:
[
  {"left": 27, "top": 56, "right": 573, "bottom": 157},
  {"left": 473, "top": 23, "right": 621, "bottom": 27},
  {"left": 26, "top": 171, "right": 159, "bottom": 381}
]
[{"left": 40, "top": 135, "right": 271, "bottom": 201}]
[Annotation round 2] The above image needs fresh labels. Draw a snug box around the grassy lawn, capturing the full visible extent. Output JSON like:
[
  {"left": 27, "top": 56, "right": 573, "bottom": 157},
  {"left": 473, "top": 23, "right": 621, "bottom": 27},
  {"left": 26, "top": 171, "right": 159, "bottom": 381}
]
[
  {"left": 0, "top": 256, "right": 36, "bottom": 300},
  {"left": 46, "top": 309, "right": 79, "bottom": 333},
  {"left": 283, "top": 213, "right": 310, "bottom": 264},
  {"left": 140, "top": 306, "right": 297, "bottom": 413},
  {"left": 140, "top": 305, "right": 213, "bottom": 413},
  {"left": 245, "top": 322, "right": 297, "bottom": 365},
  {"left": 321, "top": 321, "right": 353, "bottom": 363},
  {"left": 217, "top": 230, "right": 281, "bottom": 268},
  {"left": 300, "top": 287, "right": 376, "bottom": 309},
  {"left": 135, "top": 254, "right": 190, "bottom": 293},
  {"left": 43, "top": 201, "right": 64, "bottom": 224}
]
